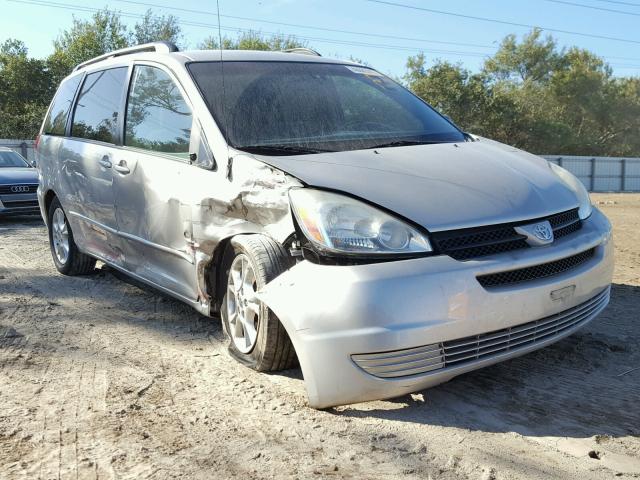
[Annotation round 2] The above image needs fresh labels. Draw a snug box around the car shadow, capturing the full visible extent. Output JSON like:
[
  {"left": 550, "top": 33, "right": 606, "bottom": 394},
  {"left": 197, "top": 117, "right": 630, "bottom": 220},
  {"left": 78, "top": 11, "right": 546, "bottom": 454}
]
[
  {"left": 0, "top": 214, "right": 43, "bottom": 228},
  {"left": 330, "top": 283, "right": 640, "bottom": 439}
]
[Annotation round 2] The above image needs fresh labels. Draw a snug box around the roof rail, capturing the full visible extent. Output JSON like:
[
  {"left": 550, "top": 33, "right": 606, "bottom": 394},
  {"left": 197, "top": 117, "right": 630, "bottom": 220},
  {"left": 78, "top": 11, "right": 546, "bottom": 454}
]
[
  {"left": 73, "top": 41, "right": 179, "bottom": 72},
  {"left": 281, "top": 47, "right": 321, "bottom": 57}
]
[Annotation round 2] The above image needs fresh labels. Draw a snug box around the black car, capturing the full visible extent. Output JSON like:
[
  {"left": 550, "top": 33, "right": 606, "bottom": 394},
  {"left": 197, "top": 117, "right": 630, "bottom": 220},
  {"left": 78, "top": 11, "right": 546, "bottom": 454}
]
[{"left": 0, "top": 147, "right": 39, "bottom": 215}]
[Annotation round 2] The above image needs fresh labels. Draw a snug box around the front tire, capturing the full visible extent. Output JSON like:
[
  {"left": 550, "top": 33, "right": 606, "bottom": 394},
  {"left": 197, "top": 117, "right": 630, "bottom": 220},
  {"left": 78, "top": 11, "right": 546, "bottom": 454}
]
[
  {"left": 47, "top": 197, "right": 96, "bottom": 275},
  {"left": 221, "top": 234, "right": 296, "bottom": 371}
]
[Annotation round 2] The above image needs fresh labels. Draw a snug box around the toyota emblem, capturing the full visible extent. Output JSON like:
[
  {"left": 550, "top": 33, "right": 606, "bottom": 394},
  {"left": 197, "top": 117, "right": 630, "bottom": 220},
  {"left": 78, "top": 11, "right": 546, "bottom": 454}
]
[
  {"left": 533, "top": 223, "right": 553, "bottom": 241},
  {"left": 514, "top": 220, "right": 554, "bottom": 247}
]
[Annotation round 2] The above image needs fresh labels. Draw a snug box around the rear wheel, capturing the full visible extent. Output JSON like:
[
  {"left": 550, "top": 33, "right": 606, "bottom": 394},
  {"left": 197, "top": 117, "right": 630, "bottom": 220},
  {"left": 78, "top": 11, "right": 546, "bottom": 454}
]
[
  {"left": 221, "top": 234, "right": 296, "bottom": 371},
  {"left": 47, "top": 197, "right": 96, "bottom": 275}
]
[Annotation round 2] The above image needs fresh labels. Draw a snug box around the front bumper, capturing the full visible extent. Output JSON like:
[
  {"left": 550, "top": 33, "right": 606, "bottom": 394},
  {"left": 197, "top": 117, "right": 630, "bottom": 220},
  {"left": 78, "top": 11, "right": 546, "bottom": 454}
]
[{"left": 261, "top": 208, "right": 614, "bottom": 408}]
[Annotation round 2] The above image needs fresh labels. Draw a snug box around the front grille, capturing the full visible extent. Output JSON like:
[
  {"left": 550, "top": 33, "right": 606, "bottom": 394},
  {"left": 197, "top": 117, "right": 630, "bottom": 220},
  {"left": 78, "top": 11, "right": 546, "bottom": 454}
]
[
  {"left": 431, "top": 208, "right": 581, "bottom": 260},
  {"left": 0, "top": 184, "right": 38, "bottom": 194},
  {"left": 476, "top": 248, "right": 596, "bottom": 288},
  {"left": 351, "top": 287, "right": 609, "bottom": 379}
]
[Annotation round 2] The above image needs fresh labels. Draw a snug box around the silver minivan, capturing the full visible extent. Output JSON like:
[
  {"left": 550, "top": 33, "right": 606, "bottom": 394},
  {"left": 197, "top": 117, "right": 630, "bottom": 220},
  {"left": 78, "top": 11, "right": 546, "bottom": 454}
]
[{"left": 37, "top": 42, "right": 613, "bottom": 408}]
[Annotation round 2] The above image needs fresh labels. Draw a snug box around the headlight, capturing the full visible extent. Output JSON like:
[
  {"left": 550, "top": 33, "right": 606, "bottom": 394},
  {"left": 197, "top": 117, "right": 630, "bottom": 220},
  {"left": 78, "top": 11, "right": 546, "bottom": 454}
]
[
  {"left": 289, "top": 188, "right": 432, "bottom": 255},
  {"left": 549, "top": 162, "right": 592, "bottom": 220}
]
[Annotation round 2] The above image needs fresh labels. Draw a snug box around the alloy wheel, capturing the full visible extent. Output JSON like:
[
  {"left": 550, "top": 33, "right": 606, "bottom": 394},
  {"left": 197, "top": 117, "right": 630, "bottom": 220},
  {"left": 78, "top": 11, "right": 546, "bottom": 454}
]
[
  {"left": 52, "top": 207, "right": 70, "bottom": 265},
  {"left": 226, "top": 254, "right": 262, "bottom": 353}
]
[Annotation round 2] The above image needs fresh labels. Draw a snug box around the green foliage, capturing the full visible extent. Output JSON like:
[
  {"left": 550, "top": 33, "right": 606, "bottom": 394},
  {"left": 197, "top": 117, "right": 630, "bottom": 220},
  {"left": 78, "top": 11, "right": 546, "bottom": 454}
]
[
  {"left": 0, "top": 39, "right": 53, "bottom": 138},
  {"left": 48, "top": 9, "right": 129, "bottom": 82},
  {"left": 199, "top": 31, "right": 307, "bottom": 51},
  {"left": 405, "top": 29, "right": 640, "bottom": 156},
  {"left": 132, "top": 10, "right": 181, "bottom": 46}
]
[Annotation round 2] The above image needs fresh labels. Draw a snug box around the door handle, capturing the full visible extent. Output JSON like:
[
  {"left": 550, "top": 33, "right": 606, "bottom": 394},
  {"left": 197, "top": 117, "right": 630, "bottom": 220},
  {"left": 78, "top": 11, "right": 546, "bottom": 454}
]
[
  {"left": 98, "top": 156, "right": 112, "bottom": 169},
  {"left": 113, "top": 160, "right": 130, "bottom": 175}
]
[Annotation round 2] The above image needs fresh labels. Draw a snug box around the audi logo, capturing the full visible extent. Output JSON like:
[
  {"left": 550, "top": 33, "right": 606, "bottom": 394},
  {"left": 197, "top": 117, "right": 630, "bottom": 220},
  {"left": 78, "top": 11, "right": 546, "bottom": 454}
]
[{"left": 10, "top": 186, "right": 30, "bottom": 193}]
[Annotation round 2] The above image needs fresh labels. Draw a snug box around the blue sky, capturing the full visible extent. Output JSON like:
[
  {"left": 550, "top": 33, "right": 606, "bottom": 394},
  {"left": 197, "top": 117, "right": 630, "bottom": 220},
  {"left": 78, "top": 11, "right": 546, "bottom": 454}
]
[{"left": 2, "top": 0, "right": 640, "bottom": 77}]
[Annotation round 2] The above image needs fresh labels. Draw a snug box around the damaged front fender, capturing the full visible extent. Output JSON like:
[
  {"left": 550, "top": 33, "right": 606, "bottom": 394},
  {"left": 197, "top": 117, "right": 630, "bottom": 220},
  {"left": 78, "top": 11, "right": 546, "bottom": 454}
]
[{"left": 189, "top": 154, "right": 302, "bottom": 312}]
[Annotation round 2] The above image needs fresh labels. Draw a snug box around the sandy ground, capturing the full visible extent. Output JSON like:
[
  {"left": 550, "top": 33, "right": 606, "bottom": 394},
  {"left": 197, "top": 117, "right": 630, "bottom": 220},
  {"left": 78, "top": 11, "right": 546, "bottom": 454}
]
[{"left": 0, "top": 193, "right": 639, "bottom": 480}]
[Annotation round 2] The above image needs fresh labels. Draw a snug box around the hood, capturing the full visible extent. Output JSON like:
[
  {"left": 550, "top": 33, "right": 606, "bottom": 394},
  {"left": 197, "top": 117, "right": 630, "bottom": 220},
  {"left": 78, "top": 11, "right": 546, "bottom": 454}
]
[
  {"left": 247, "top": 138, "right": 579, "bottom": 232},
  {"left": 0, "top": 167, "right": 38, "bottom": 185}
]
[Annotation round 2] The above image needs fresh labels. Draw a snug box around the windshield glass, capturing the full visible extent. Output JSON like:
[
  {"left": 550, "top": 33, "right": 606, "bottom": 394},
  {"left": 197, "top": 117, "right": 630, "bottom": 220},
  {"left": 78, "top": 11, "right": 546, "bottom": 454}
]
[
  {"left": 188, "top": 61, "right": 465, "bottom": 154},
  {"left": 0, "top": 150, "right": 30, "bottom": 168}
]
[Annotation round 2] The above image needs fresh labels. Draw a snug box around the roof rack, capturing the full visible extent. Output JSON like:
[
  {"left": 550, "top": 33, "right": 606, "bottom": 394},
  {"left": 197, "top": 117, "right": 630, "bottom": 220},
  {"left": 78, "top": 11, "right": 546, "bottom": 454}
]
[
  {"left": 73, "top": 41, "right": 179, "bottom": 72},
  {"left": 281, "top": 47, "right": 321, "bottom": 57}
]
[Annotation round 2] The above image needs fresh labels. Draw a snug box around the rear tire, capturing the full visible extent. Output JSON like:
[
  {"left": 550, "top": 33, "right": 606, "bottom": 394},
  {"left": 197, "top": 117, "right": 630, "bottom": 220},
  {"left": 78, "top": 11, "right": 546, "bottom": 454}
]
[
  {"left": 47, "top": 197, "right": 96, "bottom": 275},
  {"left": 221, "top": 234, "right": 296, "bottom": 371}
]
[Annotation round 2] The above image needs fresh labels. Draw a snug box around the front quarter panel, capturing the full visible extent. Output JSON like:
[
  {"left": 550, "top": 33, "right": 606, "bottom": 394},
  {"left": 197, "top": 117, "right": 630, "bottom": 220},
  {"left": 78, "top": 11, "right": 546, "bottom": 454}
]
[{"left": 191, "top": 154, "right": 302, "bottom": 251}]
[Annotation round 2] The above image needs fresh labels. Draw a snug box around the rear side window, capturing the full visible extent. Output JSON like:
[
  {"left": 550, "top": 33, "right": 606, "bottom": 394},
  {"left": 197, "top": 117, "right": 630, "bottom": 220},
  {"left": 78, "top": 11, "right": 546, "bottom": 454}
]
[
  {"left": 42, "top": 75, "right": 82, "bottom": 136},
  {"left": 71, "top": 67, "right": 128, "bottom": 144},
  {"left": 124, "top": 65, "right": 192, "bottom": 156}
]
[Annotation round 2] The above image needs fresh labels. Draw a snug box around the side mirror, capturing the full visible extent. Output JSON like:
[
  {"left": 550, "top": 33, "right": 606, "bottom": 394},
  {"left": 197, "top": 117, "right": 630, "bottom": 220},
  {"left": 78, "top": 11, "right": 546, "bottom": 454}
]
[{"left": 190, "top": 121, "right": 217, "bottom": 171}]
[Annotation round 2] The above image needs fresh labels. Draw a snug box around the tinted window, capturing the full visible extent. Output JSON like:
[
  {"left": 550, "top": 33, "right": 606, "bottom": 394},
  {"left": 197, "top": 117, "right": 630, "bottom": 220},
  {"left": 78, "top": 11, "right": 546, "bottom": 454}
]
[
  {"left": 43, "top": 75, "right": 82, "bottom": 136},
  {"left": 0, "top": 150, "right": 30, "bottom": 168},
  {"left": 125, "top": 66, "right": 192, "bottom": 156},
  {"left": 187, "top": 61, "right": 464, "bottom": 154},
  {"left": 72, "top": 68, "right": 127, "bottom": 144}
]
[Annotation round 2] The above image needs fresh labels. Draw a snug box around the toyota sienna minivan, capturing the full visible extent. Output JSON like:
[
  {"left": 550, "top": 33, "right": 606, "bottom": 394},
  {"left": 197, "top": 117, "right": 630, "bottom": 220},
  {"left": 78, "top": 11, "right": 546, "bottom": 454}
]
[{"left": 36, "top": 42, "right": 613, "bottom": 408}]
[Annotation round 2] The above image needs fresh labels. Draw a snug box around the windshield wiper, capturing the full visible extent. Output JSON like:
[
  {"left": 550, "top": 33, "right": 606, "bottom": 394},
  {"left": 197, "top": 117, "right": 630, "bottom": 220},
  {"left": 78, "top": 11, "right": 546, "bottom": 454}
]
[
  {"left": 238, "top": 144, "right": 330, "bottom": 155},
  {"left": 368, "top": 140, "right": 445, "bottom": 149}
]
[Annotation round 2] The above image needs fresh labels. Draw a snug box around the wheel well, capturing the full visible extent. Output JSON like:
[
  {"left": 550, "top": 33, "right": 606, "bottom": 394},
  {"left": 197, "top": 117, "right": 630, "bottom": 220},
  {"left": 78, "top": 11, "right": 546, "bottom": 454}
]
[
  {"left": 43, "top": 190, "right": 57, "bottom": 220},
  {"left": 205, "top": 233, "right": 297, "bottom": 314},
  {"left": 205, "top": 237, "right": 234, "bottom": 314}
]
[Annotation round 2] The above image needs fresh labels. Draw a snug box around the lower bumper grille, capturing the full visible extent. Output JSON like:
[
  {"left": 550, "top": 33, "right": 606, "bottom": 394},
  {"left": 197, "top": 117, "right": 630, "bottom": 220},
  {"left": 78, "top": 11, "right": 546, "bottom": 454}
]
[
  {"left": 476, "top": 248, "right": 596, "bottom": 288},
  {"left": 0, "top": 200, "right": 39, "bottom": 208},
  {"left": 351, "top": 287, "right": 610, "bottom": 379}
]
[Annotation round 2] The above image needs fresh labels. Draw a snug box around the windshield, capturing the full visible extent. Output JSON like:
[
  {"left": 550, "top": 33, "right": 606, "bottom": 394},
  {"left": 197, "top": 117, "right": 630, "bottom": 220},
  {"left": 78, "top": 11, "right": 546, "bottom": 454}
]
[
  {"left": 188, "top": 61, "right": 465, "bottom": 154},
  {"left": 0, "top": 150, "right": 30, "bottom": 168}
]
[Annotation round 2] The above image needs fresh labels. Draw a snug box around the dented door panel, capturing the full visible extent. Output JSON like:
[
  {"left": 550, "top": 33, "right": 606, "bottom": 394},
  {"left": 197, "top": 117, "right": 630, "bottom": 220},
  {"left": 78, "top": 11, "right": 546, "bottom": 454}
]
[{"left": 114, "top": 149, "right": 199, "bottom": 301}]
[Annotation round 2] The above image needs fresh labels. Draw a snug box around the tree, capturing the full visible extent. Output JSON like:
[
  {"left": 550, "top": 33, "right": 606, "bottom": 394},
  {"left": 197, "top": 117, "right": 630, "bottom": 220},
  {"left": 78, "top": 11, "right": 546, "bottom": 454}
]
[
  {"left": 404, "top": 29, "right": 640, "bottom": 156},
  {"left": 48, "top": 9, "right": 129, "bottom": 82},
  {"left": 48, "top": 9, "right": 183, "bottom": 85},
  {"left": 404, "top": 54, "right": 488, "bottom": 132},
  {"left": 484, "top": 29, "right": 565, "bottom": 84},
  {"left": 199, "top": 31, "right": 307, "bottom": 51},
  {"left": 132, "top": 10, "right": 181, "bottom": 46},
  {"left": 0, "top": 39, "right": 52, "bottom": 138}
]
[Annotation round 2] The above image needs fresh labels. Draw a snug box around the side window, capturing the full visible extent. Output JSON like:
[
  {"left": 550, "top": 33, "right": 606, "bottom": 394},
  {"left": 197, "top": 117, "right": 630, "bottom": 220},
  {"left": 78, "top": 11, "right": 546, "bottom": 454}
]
[
  {"left": 42, "top": 75, "right": 82, "bottom": 136},
  {"left": 71, "top": 67, "right": 128, "bottom": 144},
  {"left": 125, "top": 65, "right": 192, "bottom": 156}
]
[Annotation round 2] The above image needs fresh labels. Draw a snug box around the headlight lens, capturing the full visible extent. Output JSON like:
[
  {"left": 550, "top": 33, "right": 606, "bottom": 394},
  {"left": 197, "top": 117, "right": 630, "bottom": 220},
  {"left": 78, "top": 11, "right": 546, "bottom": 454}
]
[
  {"left": 549, "top": 162, "right": 592, "bottom": 220},
  {"left": 289, "top": 188, "right": 432, "bottom": 255}
]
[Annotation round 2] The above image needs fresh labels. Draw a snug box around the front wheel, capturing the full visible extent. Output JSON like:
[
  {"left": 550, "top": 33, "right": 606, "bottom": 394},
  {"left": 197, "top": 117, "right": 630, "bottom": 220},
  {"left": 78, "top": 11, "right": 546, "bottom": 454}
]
[
  {"left": 47, "top": 197, "right": 96, "bottom": 275},
  {"left": 221, "top": 234, "right": 296, "bottom": 371}
]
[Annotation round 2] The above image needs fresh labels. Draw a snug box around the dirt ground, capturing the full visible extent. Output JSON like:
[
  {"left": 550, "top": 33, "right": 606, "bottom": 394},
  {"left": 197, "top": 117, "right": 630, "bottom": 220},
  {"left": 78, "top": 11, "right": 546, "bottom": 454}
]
[{"left": 0, "top": 193, "right": 639, "bottom": 480}]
